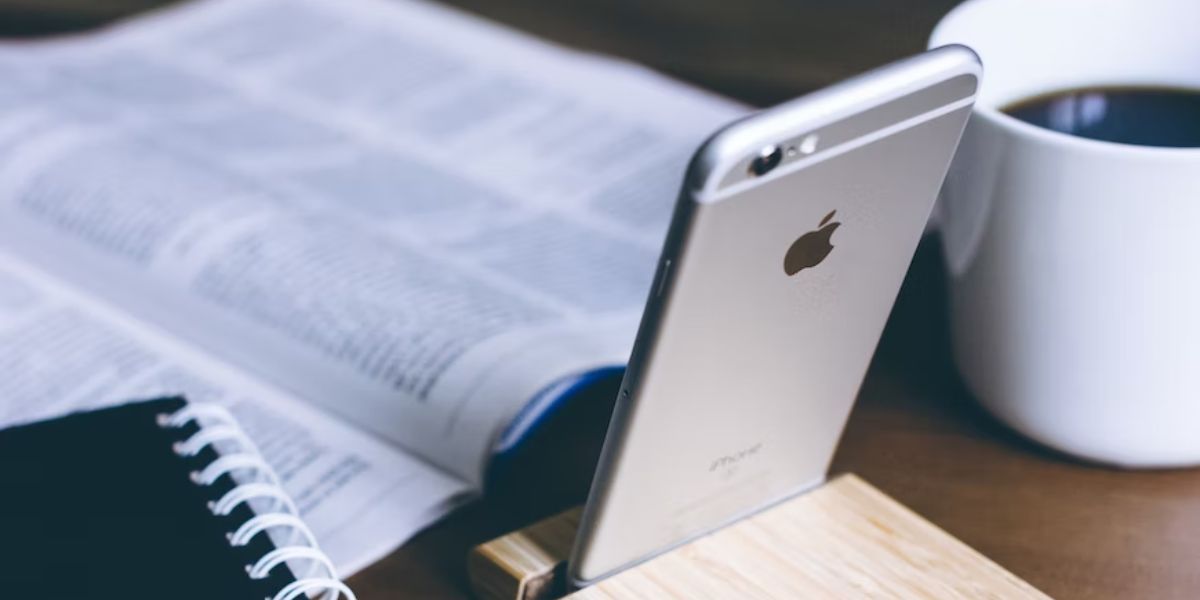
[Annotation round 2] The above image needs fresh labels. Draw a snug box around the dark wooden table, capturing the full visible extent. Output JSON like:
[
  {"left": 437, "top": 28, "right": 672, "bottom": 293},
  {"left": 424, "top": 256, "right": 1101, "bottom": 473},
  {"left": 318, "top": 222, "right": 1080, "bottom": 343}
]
[{"left": 6, "top": 2, "right": 1200, "bottom": 599}]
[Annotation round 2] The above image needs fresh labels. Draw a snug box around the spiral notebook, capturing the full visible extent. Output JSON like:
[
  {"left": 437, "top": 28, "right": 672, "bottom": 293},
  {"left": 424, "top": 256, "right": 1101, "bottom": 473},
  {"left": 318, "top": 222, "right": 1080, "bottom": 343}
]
[{"left": 0, "top": 397, "right": 355, "bottom": 600}]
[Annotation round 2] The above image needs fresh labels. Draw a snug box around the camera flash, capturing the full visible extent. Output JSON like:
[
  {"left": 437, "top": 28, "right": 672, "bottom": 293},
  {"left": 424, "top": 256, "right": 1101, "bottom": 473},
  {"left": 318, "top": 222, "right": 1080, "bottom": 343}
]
[{"left": 798, "top": 133, "right": 819, "bottom": 155}]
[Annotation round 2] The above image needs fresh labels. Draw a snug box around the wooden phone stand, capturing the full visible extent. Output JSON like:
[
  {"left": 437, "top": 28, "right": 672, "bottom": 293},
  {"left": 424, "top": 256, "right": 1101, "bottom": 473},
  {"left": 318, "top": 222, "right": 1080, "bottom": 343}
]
[{"left": 468, "top": 474, "right": 1048, "bottom": 599}]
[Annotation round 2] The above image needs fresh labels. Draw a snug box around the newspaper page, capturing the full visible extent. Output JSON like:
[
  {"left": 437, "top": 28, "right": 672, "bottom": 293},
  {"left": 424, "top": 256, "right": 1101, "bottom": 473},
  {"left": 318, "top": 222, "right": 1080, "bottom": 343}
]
[
  {"left": 0, "top": 251, "right": 470, "bottom": 574},
  {"left": 0, "top": 0, "right": 743, "bottom": 485}
]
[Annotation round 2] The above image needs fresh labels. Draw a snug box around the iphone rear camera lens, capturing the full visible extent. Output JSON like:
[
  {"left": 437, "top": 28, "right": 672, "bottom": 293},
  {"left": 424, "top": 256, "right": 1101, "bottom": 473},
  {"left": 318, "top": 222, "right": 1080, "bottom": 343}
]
[{"left": 749, "top": 145, "right": 782, "bottom": 177}]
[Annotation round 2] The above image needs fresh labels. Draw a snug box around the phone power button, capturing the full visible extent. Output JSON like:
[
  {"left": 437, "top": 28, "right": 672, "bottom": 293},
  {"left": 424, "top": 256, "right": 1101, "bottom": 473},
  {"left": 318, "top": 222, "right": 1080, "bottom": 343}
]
[{"left": 654, "top": 258, "right": 673, "bottom": 297}]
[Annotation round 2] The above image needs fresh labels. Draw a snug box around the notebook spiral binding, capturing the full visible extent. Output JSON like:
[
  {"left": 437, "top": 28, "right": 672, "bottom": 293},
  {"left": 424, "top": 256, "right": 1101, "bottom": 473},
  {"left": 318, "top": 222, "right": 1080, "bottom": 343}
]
[{"left": 156, "top": 403, "right": 357, "bottom": 600}]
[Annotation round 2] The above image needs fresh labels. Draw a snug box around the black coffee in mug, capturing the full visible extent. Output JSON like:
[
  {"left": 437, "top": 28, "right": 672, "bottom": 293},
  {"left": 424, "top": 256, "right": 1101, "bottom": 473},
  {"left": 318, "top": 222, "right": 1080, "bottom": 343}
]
[{"left": 1003, "top": 86, "right": 1200, "bottom": 148}]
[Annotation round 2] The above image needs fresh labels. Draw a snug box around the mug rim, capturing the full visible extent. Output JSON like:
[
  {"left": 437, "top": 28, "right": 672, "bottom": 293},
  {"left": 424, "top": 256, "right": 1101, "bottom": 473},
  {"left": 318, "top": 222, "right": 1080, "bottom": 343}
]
[
  {"left": 974, "top": 105, "right": 1200, "bottom": 158},
  {"left": 930, "top": 0, "right": 1200, "bottom": 158}
]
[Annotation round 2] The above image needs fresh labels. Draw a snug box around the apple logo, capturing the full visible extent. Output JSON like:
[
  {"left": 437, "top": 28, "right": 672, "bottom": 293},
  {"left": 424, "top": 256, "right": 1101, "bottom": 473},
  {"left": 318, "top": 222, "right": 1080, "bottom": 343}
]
[{"left": 783, "top": 210, "right": 840, "bottom": 276}]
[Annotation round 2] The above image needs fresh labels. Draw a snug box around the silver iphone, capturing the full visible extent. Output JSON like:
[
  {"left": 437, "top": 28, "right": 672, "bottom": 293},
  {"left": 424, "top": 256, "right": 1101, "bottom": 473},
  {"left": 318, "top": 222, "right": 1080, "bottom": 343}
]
[{"left": 569, "top": 46, "right": 981, "bottom": 586}]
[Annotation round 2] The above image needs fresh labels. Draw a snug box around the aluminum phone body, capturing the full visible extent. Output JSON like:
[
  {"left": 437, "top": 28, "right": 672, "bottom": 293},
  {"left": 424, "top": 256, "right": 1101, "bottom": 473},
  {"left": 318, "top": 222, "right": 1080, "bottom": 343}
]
[{"left": 568, "top": 46, "right": 981, "bottom": 587}]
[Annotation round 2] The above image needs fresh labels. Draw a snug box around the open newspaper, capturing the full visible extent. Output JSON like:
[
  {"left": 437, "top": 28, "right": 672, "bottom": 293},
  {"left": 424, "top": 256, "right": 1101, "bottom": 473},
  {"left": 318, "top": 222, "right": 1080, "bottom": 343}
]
[{"left": 0, "top": 0, "right": 742, "bottom": 574}]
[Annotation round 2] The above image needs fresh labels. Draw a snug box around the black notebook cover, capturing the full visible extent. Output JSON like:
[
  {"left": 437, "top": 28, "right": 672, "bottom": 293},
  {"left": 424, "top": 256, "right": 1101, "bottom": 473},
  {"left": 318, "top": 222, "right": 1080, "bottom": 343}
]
[{"left": 0, "top": 397, "right": 304, "bottom": 599}]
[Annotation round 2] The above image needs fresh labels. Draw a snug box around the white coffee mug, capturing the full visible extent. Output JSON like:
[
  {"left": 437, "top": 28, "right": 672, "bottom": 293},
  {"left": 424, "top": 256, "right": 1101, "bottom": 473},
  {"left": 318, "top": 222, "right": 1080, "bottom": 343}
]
[{"left": 929, "top": 0, "right": 1200, "bottom": 467}]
